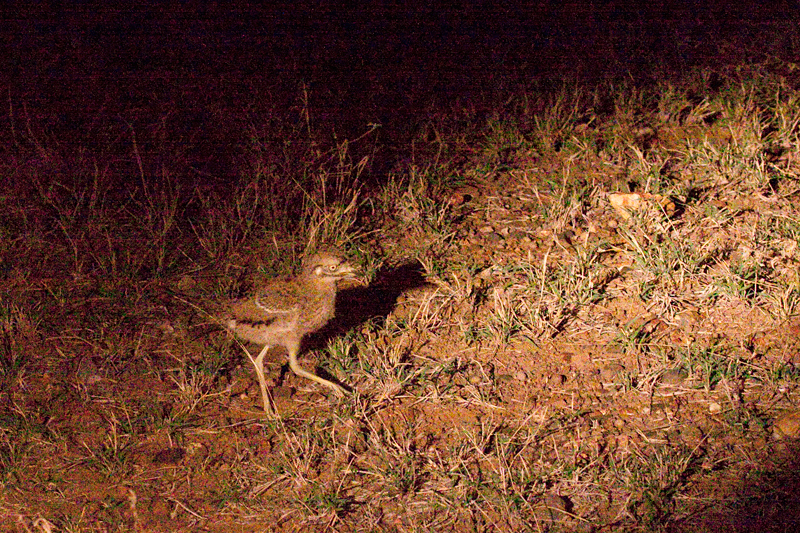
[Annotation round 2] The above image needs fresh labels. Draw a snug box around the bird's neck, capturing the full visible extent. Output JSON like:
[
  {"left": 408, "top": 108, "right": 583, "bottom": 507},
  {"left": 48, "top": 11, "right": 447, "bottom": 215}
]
[{"left": 298, "top": 279, "right": 338, "bottom": 332}]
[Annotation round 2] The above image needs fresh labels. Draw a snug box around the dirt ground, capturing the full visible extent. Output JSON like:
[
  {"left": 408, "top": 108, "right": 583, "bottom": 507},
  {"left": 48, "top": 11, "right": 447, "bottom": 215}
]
[{"left": 4, "top": 60, "right": 800, "bottom": 532}]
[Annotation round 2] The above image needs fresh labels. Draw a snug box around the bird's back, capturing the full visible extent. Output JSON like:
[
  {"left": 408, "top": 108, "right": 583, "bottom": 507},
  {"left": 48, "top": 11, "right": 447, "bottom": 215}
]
[{"left": 226, "top": 278, "right": 302, "bottom": 346}]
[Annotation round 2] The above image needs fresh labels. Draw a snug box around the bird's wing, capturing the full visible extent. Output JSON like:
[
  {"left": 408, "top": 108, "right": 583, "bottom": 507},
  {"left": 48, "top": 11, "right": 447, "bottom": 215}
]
[{"left": 253, "top": 281, "right": 301, "bottom": 316}]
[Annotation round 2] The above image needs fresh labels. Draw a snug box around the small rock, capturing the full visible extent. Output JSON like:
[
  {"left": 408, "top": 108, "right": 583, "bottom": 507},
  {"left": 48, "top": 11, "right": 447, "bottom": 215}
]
[
  {"left": 543, "top": 492, "right": 570, "bottom": 511},
  {"left": 177, "top": 275, "right": 197, "bottom": 291},
  {"left": 448, "top": 190, "right": 474, "bottom": 205},
  {"left": 186, "top": 442, "right": 207, "bottom": 459},
  {"left": 708, "top": 402, "right": 722, "bottom": 414},
  {"left": 152, "top": 447, "right": 186, "bottom": 465},
  {"left": 676, "top": 308, "right": 702, "bottom": 328},
  {"left": 600, "top": 363, "right": 625, "bottom": 382},
  {"left": 773, "top": 410, "right": 800, "bottom": 440},
  {"left": 476, "top": 267, "right": 494, "bottom": 281},
  {"left": 154, "top": 320, "right": 177, "bottom": 336},
  {"left": 659, "top": 368, "right": 688, "bottom": 386},
  {"left": 334, "top": 420, "right": 368, "bottom": 453},
  {"left": 558, "top": 230, "right": 576, "bottom": 245},
  {"left": 484, "top": 232, "right": 503, "bottom": 243}
]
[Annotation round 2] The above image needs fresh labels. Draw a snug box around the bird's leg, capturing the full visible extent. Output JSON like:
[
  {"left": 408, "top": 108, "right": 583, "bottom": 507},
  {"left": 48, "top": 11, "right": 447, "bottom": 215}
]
[
  {"left": 286, "top": 343, "right": 348, "bottom": 398},
  {"left": 249, "top": 344, "right": 275, "bottom": 414}
]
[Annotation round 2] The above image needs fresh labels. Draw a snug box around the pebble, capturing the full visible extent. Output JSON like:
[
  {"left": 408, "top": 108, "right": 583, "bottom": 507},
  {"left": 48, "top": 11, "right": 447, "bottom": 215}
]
[
  {"left": 152, "top": 447, "right": 186, "bottom": 464},
  {"left": 773, "top": 410, "right": 800, "bottom": 440},
  {"left": 177, "top": 274, "right": 197, "bottom": 291},
  {"left": 600, "top": 363, "right": 625, "bottom": 382},
  {"left": 542, "top": 492, "right": 571, "bottom": 514},
  {"left": 659, "top": 368, "right": 688, "bottom": 386}
]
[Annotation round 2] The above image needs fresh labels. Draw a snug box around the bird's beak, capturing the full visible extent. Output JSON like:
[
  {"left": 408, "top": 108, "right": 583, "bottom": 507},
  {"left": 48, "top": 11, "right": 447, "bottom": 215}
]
[{"left": 339, "top": 264, "right": 365, "bottom": 286}]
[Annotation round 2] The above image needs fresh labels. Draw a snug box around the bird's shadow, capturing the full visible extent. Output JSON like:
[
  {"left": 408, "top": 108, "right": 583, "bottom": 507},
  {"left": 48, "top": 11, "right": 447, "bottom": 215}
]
[{"left": 302, "top": 260, "right": 431, "bottom": 379}]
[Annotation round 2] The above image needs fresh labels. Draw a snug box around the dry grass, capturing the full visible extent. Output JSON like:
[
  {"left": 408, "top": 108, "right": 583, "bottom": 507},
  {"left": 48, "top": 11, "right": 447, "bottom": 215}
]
[{"left": 3, "top": 59, "right": 800, "bottom": 532}]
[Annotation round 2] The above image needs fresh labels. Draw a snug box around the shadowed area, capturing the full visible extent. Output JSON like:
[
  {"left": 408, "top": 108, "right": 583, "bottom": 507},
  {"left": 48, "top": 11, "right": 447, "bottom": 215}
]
[
  {"left": 671, "top": 443, "right": 800, "bottom": 532},
  {"left": 307, "top": 260, "right": 431, "bottom": 352}
]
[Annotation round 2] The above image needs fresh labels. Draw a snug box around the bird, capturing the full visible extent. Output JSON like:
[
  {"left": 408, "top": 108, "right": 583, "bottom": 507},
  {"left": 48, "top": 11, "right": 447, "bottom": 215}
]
[{"left": 224, "top": 251, "right": 358, "bottom": 413}]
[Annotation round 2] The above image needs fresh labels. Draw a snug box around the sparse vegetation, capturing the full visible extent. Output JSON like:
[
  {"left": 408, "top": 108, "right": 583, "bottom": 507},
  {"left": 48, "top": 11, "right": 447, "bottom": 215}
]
[{"left": 3, "top": 56, "right": 800, "bottom": 532}]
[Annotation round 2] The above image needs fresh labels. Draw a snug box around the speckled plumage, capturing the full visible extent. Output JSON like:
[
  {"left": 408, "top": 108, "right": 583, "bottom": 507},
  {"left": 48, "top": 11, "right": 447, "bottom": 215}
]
[{"left": 225, "top": 252, "right": 357, "bottom": 412}]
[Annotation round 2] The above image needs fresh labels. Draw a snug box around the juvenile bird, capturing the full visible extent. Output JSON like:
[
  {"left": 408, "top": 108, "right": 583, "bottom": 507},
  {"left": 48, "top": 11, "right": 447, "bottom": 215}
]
[{"left": 225, "top": 251, "right": 357, "bottom": 412}]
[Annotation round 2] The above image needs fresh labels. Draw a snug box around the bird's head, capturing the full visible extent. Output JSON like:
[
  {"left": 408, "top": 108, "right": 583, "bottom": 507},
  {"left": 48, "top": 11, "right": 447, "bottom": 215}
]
[{"left": 303, "top": 252, "right": 359, "bottom": 285}]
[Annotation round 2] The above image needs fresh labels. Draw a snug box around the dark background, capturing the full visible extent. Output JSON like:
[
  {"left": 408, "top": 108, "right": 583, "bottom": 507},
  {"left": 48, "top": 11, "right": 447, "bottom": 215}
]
[{"left": 2, "top": 1, "right": 798, "bottom": 180}]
